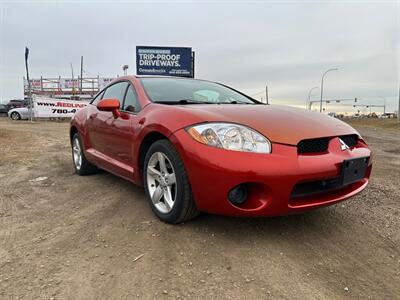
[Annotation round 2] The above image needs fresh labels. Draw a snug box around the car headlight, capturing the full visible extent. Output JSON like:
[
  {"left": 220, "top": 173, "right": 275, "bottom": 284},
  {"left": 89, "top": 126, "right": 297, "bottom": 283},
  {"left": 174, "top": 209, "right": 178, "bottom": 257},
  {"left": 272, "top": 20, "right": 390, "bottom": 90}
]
[{"left": 186, "top": 122, "right": 271, "bottom": 153}]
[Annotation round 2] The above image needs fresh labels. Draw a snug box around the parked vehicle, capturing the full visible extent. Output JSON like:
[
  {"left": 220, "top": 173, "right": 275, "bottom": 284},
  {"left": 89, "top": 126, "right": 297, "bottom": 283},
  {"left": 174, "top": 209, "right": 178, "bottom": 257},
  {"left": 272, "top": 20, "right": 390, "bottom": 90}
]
[
  {"left": 8, "top": 106, "right": 31, "bottom": 120},
  {"left": 379, "top": 113, "right": 396, "bottom": 119},
  {"left": 0, "top": 104, "right": 7, "bottom": 115},
  {"left": 5, "top": 99, "right": 29, "bottom": 111},
  {"left": 327, "top": 112, "right": 338, "bottom": 118},
  {"left": 70, "top": 76, "right": 372, "bottom": 223}
]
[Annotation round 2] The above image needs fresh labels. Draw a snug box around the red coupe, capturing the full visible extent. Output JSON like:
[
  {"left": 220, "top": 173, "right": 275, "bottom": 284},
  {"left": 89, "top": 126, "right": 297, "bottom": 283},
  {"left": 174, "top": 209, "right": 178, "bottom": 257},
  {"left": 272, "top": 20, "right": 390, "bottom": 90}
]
[{"left": 70, "top": 76, "right": 372, "bottom": 223}]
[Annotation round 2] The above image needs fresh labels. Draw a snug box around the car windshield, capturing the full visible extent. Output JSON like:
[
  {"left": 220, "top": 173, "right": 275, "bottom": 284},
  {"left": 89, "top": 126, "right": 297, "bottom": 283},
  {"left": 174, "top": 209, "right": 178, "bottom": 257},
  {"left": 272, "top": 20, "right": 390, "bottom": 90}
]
[{"left": 140, "top": 78, "right": 258, "bottom": 105}]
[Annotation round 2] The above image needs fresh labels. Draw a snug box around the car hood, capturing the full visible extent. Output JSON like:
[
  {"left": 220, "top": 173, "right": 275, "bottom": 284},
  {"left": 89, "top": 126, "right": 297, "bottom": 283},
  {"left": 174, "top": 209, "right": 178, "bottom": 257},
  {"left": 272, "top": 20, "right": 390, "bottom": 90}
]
[{"left": 173, "top": 104, "right": 359, "bottom": 145}]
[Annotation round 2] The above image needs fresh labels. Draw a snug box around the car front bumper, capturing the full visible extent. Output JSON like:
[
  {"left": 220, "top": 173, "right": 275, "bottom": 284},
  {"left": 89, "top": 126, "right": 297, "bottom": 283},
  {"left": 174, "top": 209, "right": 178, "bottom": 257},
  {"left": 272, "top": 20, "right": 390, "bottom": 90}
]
[{"left": 170, "top": 129, "right": 372, "bottom": 217}]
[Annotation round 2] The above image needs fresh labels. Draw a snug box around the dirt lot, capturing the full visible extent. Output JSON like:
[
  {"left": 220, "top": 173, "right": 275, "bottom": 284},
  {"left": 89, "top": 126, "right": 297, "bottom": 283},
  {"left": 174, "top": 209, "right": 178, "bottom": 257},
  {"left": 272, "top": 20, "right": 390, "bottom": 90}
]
[{"left": 0, "top": 117, "right": 399, "bottom": 299}]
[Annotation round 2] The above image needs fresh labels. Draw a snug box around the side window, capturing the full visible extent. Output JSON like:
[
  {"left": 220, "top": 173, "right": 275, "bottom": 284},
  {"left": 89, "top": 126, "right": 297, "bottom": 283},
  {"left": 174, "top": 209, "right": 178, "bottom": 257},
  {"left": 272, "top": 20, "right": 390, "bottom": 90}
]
[
  {"left": 91, "top": 90, "right": 104, "bottom": 105},
  {"left": 123, "top": 85, "right": 140, "bottom": 112},
  {"left": 102, "top": 82, "right": 129, "bottom": 108}
]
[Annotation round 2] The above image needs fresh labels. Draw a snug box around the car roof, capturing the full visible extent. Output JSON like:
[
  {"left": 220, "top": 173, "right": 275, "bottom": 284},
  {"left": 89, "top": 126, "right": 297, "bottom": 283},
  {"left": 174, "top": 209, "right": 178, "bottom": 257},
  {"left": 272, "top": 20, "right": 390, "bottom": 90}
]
[
  {"left": 110, "top": 75, "right": 219, "bottom": 88},
  {"left": 127, "top": 75, "right": 211, "bottom": 82}
]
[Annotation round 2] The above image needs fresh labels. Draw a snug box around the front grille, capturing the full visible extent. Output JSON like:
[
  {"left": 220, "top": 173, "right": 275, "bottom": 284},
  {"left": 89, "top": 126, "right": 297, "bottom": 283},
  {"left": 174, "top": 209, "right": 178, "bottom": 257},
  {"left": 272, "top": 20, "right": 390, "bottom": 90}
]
[
  {"left": 297, "top": 138, "right": 329, "bottom": 154},
  {"left": 339, "top": 134, "right": 358, "bottom": 148},
  {"left": 297, "top": 135, "right": 359, "bottom": 154}
]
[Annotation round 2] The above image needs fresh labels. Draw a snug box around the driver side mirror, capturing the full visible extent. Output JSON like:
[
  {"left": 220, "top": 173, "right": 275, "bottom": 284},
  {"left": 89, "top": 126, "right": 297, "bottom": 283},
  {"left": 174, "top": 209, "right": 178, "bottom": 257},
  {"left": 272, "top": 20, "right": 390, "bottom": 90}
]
[{"left": 97, "top": 98, "right": 121, "bottom": 118}]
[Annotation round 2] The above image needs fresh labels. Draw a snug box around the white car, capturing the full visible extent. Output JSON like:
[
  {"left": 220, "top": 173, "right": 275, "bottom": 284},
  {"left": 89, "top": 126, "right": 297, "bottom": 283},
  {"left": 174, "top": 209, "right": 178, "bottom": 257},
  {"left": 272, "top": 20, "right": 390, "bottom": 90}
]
[{"left": 8, "top": 107, "right": 31, "bottom": 120}]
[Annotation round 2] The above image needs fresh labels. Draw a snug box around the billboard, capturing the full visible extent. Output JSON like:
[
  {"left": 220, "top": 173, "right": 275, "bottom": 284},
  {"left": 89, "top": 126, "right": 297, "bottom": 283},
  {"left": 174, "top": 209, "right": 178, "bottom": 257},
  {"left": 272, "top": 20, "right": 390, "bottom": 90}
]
[{"left": 136, "top": 46, "right": 193, "bottom": 77}]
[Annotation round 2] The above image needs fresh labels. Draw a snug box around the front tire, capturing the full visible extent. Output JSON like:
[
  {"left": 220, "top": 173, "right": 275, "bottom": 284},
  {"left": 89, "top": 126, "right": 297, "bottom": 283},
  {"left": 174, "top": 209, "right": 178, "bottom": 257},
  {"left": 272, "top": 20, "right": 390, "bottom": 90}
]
[
  {"left": 10, "top": 112, "right": 21, "bottom": 120},
  {"left": 143, "top": 140, "right": 199, "bottom": 224},
  {"left": 72, "top": 133, "right": 97, "bottom": 175}
]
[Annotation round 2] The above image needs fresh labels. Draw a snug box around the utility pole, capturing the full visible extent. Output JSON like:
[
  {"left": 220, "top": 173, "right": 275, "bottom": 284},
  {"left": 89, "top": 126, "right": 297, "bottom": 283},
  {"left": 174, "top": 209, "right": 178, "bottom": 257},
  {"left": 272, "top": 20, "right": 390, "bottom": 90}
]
[
  {"left": 265, "top": 84, "right": 269, "bottom": 104},
  {"left": 320, "top": 68, "right": 338, "bottom": 113},
  {"left": 70, "top": 63, "right": 75, "bottom": 95},
  {"left": 70, "top": 63, "right": 74, "bottom": 79},
  {"left": 24, "top": 47, "right": 33, "bottom": 122},
  {"left": 80, "top": 56, "right": 83, "bottom": 92}
]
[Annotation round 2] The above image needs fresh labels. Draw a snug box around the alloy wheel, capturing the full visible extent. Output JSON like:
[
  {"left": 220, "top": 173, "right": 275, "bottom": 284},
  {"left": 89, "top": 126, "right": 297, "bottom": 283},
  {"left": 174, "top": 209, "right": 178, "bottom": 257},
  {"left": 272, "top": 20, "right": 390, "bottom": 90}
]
[
  {"left": 11, "top": 112, "right": 19, "bottom": 120},
  {"left": 146, "top": 152, "right": 177, "bottom": 214},
  {"left": 72, "top": 137, "right": 82, "bottom": 170}
]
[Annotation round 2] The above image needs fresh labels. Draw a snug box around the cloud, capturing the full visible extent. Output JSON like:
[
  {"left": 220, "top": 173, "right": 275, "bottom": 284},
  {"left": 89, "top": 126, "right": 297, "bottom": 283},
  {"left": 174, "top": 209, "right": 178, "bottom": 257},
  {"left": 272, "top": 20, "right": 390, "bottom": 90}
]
[{"left": 0, "top": 1, "right": 398, "bottom": 111}]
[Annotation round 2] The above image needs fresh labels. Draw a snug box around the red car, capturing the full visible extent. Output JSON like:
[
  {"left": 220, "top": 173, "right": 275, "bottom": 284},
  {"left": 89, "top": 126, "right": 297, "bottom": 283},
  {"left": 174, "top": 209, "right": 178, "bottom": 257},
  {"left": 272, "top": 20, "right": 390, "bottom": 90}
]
[{"left": 70, "top": 76, "right": 372, "bottom": 223}]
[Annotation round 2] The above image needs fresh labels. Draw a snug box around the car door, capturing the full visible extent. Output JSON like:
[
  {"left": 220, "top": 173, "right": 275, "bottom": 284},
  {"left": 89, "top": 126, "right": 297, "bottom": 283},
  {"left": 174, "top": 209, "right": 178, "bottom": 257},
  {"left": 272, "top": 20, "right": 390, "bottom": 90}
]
[
  {"left": 108, "top": 83, "right": 142, "bottom": 169},
  {"left": 20, "top": 107, "right": 30, "bottom": 119},
  {"left": 87, "top": 82, "right": 129, "bottom": 158},
  {"left": 86, "top": 90, "right": 106, "bottom": 153}
]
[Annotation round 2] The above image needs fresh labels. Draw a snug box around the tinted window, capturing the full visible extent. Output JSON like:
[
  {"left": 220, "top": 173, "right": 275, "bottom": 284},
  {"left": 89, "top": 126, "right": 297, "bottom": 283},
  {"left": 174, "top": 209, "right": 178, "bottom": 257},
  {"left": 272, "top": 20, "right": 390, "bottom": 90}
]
[
  {"left": 140, "top": 78, "right": 256, "bottom": 104},
  {"left": 103, "top": 82, "right": 129, "bottom": 108},
  {"left": 91, "top": 90, "right": 105, "bottom": 105},
  {"left": 123, "top": 85, "right": 140, "bottom": 112}
]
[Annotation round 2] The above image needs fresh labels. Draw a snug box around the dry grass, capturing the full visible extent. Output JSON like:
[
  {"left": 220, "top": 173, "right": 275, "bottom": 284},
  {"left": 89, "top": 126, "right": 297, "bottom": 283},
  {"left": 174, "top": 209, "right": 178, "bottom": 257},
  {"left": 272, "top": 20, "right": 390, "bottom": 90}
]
[{"left": 344, "top": 118, "right": 400, "bottom": 133}]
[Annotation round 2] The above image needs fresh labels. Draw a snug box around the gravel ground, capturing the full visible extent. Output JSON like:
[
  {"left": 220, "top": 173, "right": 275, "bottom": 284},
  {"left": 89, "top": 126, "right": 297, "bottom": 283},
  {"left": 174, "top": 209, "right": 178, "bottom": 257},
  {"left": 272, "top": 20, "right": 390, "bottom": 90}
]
[{"left": 0, "top": 117, "right": 399, "bottom": 299}]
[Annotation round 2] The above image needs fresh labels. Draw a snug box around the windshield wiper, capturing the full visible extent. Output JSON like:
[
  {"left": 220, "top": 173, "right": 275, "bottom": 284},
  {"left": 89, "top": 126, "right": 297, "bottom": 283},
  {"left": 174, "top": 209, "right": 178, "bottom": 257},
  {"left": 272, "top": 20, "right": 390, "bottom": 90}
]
[
  {"left": 153, "top": 99, "right": 258, "bottom": 105},
  {"left": 153, "top": 99, "right": 216, "bottom": 105},
  {"left": 222, "top": 100, "right": 253, "bottom": 104}
]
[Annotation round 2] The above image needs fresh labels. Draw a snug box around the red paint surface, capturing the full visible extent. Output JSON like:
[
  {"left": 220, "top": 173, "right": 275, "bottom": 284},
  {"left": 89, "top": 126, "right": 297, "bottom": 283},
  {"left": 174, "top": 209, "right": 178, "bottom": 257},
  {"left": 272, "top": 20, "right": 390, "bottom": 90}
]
[{"left": 70, "top": 76, "right": 372, "bottom": 217}]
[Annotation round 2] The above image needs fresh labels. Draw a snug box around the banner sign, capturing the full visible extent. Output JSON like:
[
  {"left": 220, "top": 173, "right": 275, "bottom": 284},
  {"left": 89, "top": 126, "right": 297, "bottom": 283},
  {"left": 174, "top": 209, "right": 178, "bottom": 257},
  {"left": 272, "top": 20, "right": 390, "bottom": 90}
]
[
  {"left": 28, "top": 79, "right": 42, "bottom": 88},
  {"left": 64, "top": 79, "right": 80, "bottom": 89},
  {"left": 33, "top": 95, "right": 88, "bottom": 118},
  {"left": 136, "top": 46, "right": 193, "bottom": 77}
]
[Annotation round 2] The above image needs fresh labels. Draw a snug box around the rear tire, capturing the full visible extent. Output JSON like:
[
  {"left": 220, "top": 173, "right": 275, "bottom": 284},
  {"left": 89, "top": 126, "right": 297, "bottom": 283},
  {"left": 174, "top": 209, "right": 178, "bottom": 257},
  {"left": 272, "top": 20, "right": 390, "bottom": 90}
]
[
  {"left": 72, "top": 133, "right": 97, "bottom": 175},
  {"left": 143, "top": 140, "right": 199, "bottom": 224}
]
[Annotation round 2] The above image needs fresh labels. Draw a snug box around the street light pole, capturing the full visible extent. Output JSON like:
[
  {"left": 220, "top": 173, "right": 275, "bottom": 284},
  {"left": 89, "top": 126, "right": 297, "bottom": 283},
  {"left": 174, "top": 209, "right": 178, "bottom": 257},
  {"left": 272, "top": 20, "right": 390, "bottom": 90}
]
[
  {"left": 265, "top": 84, "right": 269, "bottom": 104},
  {"left": 307, "top": 86, "right": 319, "bottom": 110},
  {"left": 320, "top": 68, "right": 338, "bottom": 113},
  {"left": 378, "top": 96, "right": 386, "bottom": 114},
  {"left": 123, "top": 65, "right": 129, "bottom": 76}
]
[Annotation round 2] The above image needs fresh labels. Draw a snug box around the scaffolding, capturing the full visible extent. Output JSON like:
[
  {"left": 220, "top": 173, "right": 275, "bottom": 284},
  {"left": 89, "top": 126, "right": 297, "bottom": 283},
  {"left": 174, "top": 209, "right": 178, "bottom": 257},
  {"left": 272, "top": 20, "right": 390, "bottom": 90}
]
[{"left": 23, "top": 76, "right": 114, "bottom": 99}]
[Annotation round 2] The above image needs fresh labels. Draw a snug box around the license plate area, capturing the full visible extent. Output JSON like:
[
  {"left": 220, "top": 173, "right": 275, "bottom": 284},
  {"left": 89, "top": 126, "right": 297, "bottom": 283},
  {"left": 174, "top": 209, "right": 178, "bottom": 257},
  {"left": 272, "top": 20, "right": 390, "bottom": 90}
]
[{"left": 341, "top": 156, "right": 369, "bottom": 185}]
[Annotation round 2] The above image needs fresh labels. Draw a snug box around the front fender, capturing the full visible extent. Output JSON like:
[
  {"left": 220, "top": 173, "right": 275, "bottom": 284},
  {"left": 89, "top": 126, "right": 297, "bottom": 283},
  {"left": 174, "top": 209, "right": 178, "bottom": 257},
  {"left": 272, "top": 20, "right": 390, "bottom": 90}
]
[{"left": 70, "top": 107, "right": 90, "bottom": 145}]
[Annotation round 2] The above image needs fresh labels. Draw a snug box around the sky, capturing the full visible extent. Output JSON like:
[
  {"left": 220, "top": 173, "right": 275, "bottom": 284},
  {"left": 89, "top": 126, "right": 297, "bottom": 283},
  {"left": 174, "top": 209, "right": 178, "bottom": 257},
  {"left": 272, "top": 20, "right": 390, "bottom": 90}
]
[{"left": 0, "top": 0, "right": 399, "bottom": 114}]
